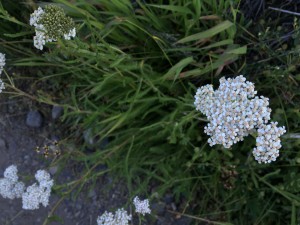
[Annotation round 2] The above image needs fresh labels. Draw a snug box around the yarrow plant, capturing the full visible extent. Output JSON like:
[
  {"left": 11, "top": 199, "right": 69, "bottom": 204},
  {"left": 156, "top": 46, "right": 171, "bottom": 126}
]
[
  {"left": 29, "top": 5, "right": 76, "bottom": 50},
  {"left": 194, "top": 75, "right": 286, "bottom": 164},
  {"left": 97, "top": 208, "right": 132, "bottom": 225},
  {"left": 133, "top": 196, "right": 151, "bottom": 216},
  {"left": 0, "top": 165, "right": 25, "bottom": 199},
  {"left": 0, "top": 53, "right": 5, "bottom": 93},
  {"left": 0, "top": 165, "right": 53, "bottom": 210},
  {"left": 97, "top": 196, "right": 151, "bottom": 225},
  {"left": 22, "top": 170, "right": 54, "bottom": 210}
]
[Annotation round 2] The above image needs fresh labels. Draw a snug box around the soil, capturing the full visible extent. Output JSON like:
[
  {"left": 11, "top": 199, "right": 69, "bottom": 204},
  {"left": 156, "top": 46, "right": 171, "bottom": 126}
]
[{"left": 0, "top": 87, "right": 192, "bottom": 225}]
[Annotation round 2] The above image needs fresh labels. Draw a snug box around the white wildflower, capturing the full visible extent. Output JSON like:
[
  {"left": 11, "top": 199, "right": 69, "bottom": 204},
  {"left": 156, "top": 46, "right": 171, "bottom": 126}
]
[
  {"left": 29, "top": 7, "right": 44, "bottom": 27},
  {"left": 0, "top": 53, "right": 5, "bottom": 75},
  {"left": 3, "top": 165, "right": 18, "bottom": 182},
  {"left": 22, "top": 170, "right": 53, "bottom": 210},
  {"left": 97, "top": 208, "right": 131, "bottom": 225},
  {"left": 30, "top": 5, "right": 76, "bottom": 50},
  {"left": 63, "top": 28, "right": 76, "bottom": 40},
  {"left": 133, "top": 196, "right": 151, "bottom": 215},
  {"left": 194, "top": 75, "right": 285, "bottom": 163},
  {"left": 0, "top": 165, "right": 25, "bottom": 199},
  {"left": 253, "top": 122, "right": 286, "bottom": 164},
  {"left": 0, "top": 79, "right": 5, "bottom": 93}
]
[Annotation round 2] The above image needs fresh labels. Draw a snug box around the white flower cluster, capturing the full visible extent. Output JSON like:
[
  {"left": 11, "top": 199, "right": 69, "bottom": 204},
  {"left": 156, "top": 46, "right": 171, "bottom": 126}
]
[
  {"left": 133, "top": 196, "right": 151, "bottom": 215},
  {"left": 30, "top": 7, "right": 47, "bottom": 50},
  {"left": 29, "top": 6, "right": 76, "bottom": 50},
  {"left": 22, "top": 170, "right": 54, "bottom": 210},
  {"left": 97, "top": 208, "right": 132, "bottom": 225},
  {"left": 194, "top": 75, "right": 286, "bottom": 163},
  {"left": 0, "top": 53, "right": 5, "bottom": 93},
  {"left": 0, "top": 165, "right": 53, "bottom": 210},
  {"left": 96, "top": 196, "right": 151, "bottom": 225},
  {"left": 253, "top": 122, "right": 286, "bottom": 163},
  {"left": 0, "top": 165, "right": 25, "bottom": 199},
  {"left": 64, "top": 28, "right": 76, "bottom": 40},
  {"left": 0, "top": 52, "right": 5, "bottom": 75}
]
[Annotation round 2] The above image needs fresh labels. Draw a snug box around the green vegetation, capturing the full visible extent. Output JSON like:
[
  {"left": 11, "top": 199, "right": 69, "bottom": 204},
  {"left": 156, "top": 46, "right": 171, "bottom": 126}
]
[{"left": 0, "top": 0, "right": 299, "bottom": 224}]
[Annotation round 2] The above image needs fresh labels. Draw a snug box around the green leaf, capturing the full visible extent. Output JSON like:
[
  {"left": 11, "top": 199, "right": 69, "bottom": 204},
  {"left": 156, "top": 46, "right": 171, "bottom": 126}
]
[
  {"left": 147, "top": 4, "right": 193, "bottom": 14},
  {"left": 4, "top": 31, "right": 33, "bottom": 38},
  {"left": 46, "top": 215, "right": 64, "bottom": 223},
  {"left": 226, "top": 45, "right": 247, "bottom": 54},
  {"left": 163, "top": 56, "right": 195, "bottom": 80},
  {"left": 199, "top": 39, "right": 234, "bottom": 50},
  {"left": 177, "top": 20, "right": 234, "bottom": 43}
]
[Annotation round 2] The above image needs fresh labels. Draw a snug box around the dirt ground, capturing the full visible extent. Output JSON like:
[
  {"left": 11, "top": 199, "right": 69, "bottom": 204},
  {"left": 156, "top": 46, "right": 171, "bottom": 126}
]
[
  {"left": 0, "top": 94, "right": 134, "bottom": 225},
  {"left": 0, "top": 91, "right": 192, "bottom": 225}
]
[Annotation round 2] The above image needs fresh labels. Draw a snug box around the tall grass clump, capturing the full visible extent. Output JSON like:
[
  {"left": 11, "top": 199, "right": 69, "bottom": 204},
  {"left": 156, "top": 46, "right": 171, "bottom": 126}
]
[{"left": 1, "top": 0, "right": 300, "bottom": 224}]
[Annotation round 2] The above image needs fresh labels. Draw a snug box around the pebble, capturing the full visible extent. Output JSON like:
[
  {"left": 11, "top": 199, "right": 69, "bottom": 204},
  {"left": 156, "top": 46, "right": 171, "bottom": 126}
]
[
  {"left": 0, "top": 137, "right": 7, "bottom": 150},
  {"left": 26, "top": 110, "right": 43, "bottom": 128},
  {"left": 52, "top": 105, "right": 63, "bottom": 120},
  {"left": 49, "top": 166, "right": 58, "bottom": 175}
]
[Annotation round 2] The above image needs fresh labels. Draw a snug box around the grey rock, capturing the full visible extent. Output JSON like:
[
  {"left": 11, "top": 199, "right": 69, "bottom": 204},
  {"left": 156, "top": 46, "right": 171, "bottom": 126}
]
[
  {"left": 0, "top": 138, "right": 7, "bottom": 150},
  {"left": 49, "top": 166, "right": 58, "bottom": 175},
  {"left": 26, "top": 110, "right": 43, "bottom": 128},
  {"left": 52, "top": 105, "right": 63, "bottom": 120}
]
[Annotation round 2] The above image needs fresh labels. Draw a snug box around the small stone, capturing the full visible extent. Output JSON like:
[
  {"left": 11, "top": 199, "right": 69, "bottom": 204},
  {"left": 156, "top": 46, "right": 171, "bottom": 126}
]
[
  {"left": 52, "top": 105, "right": 63, "bottom": 120},
  {"left": 49, "top": 166, "right": 58, "bottom": 175},
  {"left": 0, "top": 138, "right": 7, "bottom": 150},
  {"left": 26, "top": 110, "right": 43, "bottom": 128}
]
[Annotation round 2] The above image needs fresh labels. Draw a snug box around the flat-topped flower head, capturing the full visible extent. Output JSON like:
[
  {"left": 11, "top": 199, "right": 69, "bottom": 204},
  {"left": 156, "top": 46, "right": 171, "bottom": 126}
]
[
  {"left": 133, "top": 196, "right": 151, "bottom": 215},
  {"left": 253, "top": 122, "right": 286, "bottom": 163},
  {"left": 0, "top": 165, "right": 25, "bottom": 199},
  {"left": 22, "top": 170, "right": 53, "bottom": 210},
  {"left": 97, "top": 208, "right": 131, "bottom": 225},
  {"left": 0, "top": 53, "right": 5, "bottom": 75},
  {"left": 194, "top": 75, "right": 285, "bottom": 163},
  {"left": 30, "top": 5, "right": 76, "bottom": 50}
]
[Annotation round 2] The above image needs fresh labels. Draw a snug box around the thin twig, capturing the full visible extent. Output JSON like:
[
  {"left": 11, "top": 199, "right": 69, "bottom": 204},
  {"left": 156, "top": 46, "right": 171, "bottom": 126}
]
[{"left": 268, "top": 7, "right": 300, "bottom": 16}]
